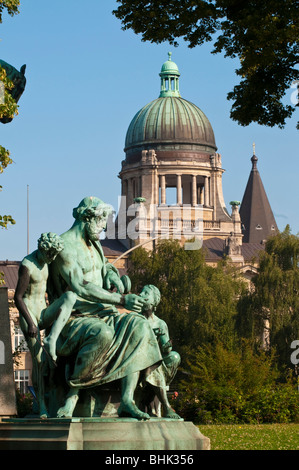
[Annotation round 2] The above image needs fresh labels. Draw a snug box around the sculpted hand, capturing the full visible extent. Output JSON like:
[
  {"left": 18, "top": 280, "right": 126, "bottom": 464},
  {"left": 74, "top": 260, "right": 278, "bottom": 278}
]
[
  {"left": 28, "top": 323, "right": 38, "bottom": 338},
  {"left": 105, "top": 270, "right": 124, "bottom": 294},
  {"left": 124, "top": 294, "right": 145, "bottom": 313}
]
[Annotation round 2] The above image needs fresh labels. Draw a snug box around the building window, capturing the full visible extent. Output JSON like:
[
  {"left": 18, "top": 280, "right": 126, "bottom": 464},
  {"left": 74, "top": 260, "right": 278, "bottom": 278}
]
[
  {"left": 14, "top": 369, "right": 30, "bottom": 394},
  {"left": 14, "top": 326, "right": 29, "bottom": 352}
]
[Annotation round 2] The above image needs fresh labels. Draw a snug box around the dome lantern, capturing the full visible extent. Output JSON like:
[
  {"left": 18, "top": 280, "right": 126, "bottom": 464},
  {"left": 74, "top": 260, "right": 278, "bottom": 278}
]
[{"left": 159, "top": 52, "right": 181, "bottom": 98}]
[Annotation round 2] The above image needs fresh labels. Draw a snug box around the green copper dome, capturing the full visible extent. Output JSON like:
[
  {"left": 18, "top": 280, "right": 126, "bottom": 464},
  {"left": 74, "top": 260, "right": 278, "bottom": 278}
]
[
  {"left": 124, "top": 54, "right": 217, "bottom": 163},
  {"left": 160, "top": 58, "right": 179, "bottom": 74}
]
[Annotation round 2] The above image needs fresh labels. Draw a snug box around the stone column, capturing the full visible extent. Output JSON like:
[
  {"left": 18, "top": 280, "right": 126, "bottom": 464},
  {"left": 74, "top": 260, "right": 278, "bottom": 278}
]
[
  {"left": 121, "top": 178, "right": 126, "bottom": 197},
  {"left": 0, "top": 287, "right": 17, "bottom": 417},
  {"left": 192, "top": 175, "right": 197, "bottom": 206},
  {"left": 204, "top": 176, "right": 210, "bottom": 206},
  {"left": 177, "top": 174, "right": 182, "bottom": 205},
  {"left": 160, "top": 175, "right": 166, "bottom": 205},
  {"left": 201, "top": 186, "right": 204, "bottom": 205},
  {"left": 139, "top": 175, "right": 142, "bottom": 198},
  {"left": 132, "top": 178, "right": 136, "bottom": 200},
  {"left": 127, "top": 178, "right": 133, "bottom": 207},
  {"left": 155, "top": 169, "right": 159, "bottom": 205}
]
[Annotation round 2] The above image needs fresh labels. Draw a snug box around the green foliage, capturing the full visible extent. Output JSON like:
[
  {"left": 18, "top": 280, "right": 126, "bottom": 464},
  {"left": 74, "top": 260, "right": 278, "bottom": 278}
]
[
  {"left": 0, "top": 66, "right": 19, "bottom": 121},
  {"left": 0, "top": 145, "right": 16, "bottom": 228},
  {"left": 239, "top": 226, "right": 299, "bottom": 367},
  {"left": 0, "top": 80, "right": 17, "bottom": 229},
  {"left": 0, "top": 0, "right": 20, "bottom": 234},
  {"left": 0, "top": 0, "right": 19, "bottom": 23},
  {"left": 0, "top": 144, "right": 13, "bottom": 172},
  {"left": 15, "top": 388, "right": 33, "bottom": 418},
  {"left": 12, "top": 336, "right": 27, "bottom": 367},
  {"left": 128, "top": 240, "right": 245, "bottom": 358},
  {"left": 113, "top": 0, "right": 299, "bottom": 129},
  {"left": 171, "top": 343, "right": 299, "bottom": 424}
]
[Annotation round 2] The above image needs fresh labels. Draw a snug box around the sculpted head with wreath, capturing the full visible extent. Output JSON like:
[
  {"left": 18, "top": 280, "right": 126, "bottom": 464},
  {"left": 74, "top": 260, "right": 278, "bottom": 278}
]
[{"left": 72, "top": 196, "right": 113, "bottom": 242}]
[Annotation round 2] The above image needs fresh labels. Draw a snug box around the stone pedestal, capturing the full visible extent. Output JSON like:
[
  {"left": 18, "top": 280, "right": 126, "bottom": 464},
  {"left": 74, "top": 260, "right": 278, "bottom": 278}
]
[
  {"left": 0, "top": 417, "right": 210, "bottom": 450},
  {"left": 0, "top": 287, "right": 17, "bottom": 417}
]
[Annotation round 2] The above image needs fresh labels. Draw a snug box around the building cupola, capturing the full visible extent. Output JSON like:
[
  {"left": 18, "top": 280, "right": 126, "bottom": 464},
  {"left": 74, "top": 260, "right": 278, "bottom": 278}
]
[{"left": 159, "top": 52, "right": 181, "bottom": 98}]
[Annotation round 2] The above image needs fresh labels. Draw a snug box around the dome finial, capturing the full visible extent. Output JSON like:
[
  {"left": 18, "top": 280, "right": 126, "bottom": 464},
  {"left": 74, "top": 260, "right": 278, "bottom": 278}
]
[{"left": 168, "top": 51, "right": 172, "bottom": 61}]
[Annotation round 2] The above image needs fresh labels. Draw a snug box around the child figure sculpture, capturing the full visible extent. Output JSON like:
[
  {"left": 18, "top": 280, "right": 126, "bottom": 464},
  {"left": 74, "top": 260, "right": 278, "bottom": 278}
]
[
  {"left": 14, "top": 232, "right": 77, "bottom": 418},
  {"left": 139, "top": 284, "right": 181, "bottom": 419}
]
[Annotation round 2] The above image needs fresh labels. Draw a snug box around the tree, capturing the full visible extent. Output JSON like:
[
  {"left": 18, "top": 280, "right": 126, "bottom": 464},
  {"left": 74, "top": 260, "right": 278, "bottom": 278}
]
[
  {"left": 0, "top": 1, "right": 19, "bottom": 21},
  {"left": 0, "top": 63, "right": 19, "bottom": 230},
  {"left": 0, "top": 0, "right": 20, "bottom": 231},
  {"left": 238, "top": 226, "right": 299, "bottom": 369},
  {"left": 172, "top": 342, "right": 299, "bottom": 423},
  {"left": 128, "top": 239, "right": 245, "bottom": 361},
  {"left": 0, "top": 1, "right": 20, "bottom": 284},
  {"left": 113, "top": 0, "right": 299, "bottom": 129}
]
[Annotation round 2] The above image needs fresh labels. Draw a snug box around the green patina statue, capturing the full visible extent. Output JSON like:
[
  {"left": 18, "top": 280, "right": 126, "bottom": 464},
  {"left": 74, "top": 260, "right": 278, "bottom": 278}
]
[
  {"left": 48, "top": 197, "right": 164, "bottom": 420},
  {"left": 15, "top": 197, "right": 181, "bottom": 421},
  {"left": 138, "top": 285, "right": 181, "bottom": 419}
]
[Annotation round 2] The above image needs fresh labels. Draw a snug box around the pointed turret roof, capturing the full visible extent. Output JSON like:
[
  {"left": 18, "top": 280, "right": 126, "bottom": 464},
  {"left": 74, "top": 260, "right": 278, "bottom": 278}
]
[{"left": 240, "top": 150, "right": 278, "bottom": 244}]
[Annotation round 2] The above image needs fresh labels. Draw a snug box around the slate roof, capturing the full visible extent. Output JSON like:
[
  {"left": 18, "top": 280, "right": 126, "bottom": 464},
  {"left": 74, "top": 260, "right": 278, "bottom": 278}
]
[
  {"left": 100, "top": 238, "right": 128, "bottom": 257},
  {"left": 0, "top": 261, "right": 20, "bottom": 290},
  {"left": 202, "top": 237, "right": 265, "bottom": 262}
]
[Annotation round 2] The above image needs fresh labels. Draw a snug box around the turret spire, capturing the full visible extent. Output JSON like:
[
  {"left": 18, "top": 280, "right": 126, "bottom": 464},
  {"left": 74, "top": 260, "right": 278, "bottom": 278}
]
[{"left": 240, "top": 151, "right": 278, "bottom": 243}]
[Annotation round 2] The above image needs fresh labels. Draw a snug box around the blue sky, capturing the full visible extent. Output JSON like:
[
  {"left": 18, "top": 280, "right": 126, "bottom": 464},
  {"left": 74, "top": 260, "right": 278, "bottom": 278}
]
[{"left": 0, "top": 0, "right": 298, "bottom": 260}]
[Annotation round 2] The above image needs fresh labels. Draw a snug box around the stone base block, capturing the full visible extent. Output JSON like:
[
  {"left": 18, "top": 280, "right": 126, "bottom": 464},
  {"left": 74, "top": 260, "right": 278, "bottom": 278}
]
[{"left": 0, "top": 417, "right": 210, "bottom": 450}]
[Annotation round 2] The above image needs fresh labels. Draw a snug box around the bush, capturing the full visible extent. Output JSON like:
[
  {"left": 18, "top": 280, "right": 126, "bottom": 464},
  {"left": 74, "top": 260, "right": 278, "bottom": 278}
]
[
  {"left": 16, "top": 389, "right": 33, "bottom": 417},
  {"left": 242, "top": 383, "right": 299, "bottom": 424},
  {"left": 171, "top": 343, "right": 299, "bottom": 424}
]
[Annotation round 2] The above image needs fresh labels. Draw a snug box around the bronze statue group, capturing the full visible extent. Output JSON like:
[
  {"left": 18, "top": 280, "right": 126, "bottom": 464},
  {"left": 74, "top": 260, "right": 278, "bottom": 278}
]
[{"left": 15, "top": 197, "right": 181, "bottom": 420}]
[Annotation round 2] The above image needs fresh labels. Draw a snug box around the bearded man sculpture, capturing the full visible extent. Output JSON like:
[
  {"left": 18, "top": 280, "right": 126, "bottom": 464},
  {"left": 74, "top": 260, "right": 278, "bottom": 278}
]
[{"left": 47, "top": 196, "right": 163, "bottom": 419}]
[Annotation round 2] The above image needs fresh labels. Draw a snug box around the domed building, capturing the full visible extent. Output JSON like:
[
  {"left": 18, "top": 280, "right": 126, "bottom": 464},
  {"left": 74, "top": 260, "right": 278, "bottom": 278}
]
[
  {"left": 2, "top": 55, "right": 279, "bottom": 397},
  {"left": 118, "top": 53, "right": 243, "bottom": 254}
]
